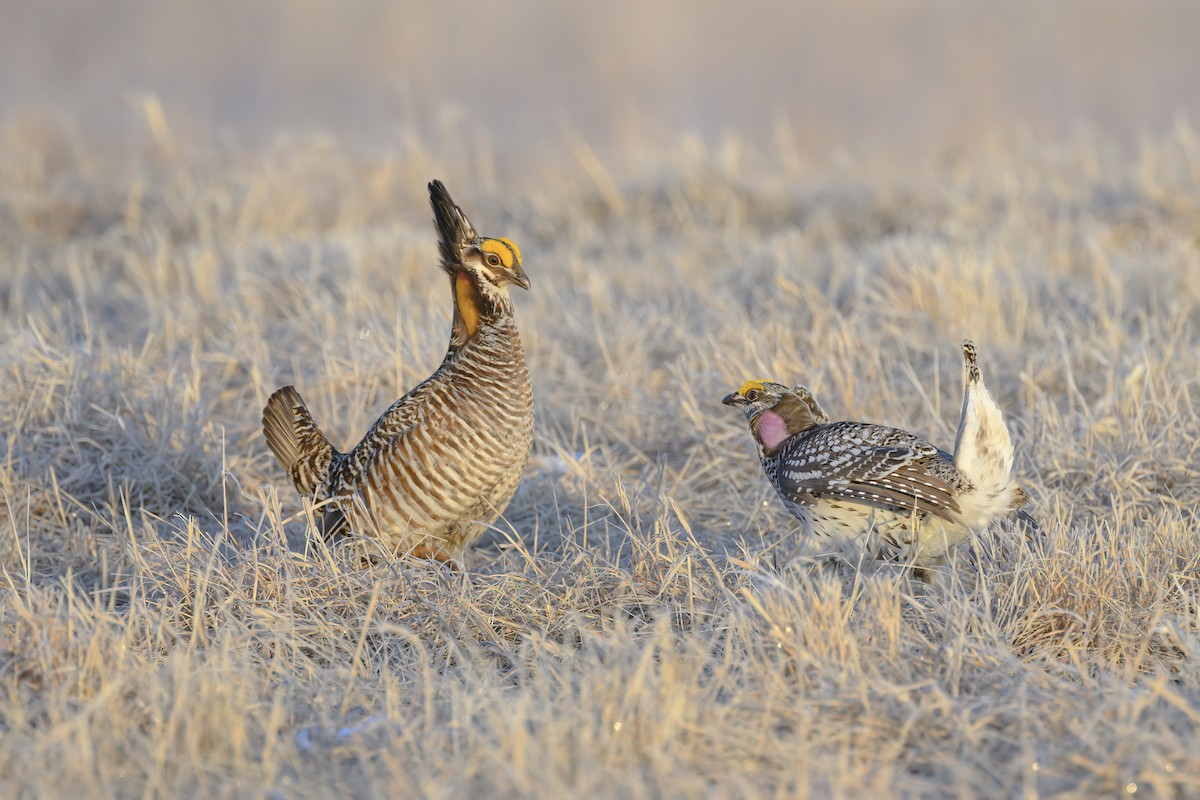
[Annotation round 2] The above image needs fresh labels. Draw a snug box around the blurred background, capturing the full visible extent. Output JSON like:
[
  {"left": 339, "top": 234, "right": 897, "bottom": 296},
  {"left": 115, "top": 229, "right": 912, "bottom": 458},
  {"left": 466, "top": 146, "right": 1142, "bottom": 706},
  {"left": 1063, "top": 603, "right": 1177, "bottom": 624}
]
[{"left": 2, "top": 0, "right": 1198, "bottom": 164}]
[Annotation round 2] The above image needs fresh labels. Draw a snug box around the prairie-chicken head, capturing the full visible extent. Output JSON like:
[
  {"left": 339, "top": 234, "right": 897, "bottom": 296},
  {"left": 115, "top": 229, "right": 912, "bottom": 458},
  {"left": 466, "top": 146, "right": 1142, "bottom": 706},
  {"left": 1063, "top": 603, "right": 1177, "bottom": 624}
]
[
  {"left": 722, "top": 379, "right": 790, "bottom": 419},
  {"left": 723, "top": 380, "right": 830, "bottom": 453},
  {"left": 429, "top": 180, "right": 530, "bottom": 296}
]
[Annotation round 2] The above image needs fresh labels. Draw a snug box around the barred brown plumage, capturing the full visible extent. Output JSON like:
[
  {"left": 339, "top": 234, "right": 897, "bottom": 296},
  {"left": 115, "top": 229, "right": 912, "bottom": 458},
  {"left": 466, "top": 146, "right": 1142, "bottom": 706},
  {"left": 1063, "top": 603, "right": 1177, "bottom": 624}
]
[
  {"left": 724, "top": 341, "right": 1033, "bottom": 580},
  {"left": 262, "top": 180, "right": 534, "bottom": 562}
]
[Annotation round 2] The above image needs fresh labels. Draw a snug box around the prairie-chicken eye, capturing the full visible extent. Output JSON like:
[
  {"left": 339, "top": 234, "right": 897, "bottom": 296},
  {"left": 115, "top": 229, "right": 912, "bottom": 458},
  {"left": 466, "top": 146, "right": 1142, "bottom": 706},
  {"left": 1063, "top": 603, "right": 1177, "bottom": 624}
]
[
  {"left": 485, "top": 253, "right": 502, "bottom": 267},
  {"left": 745, "top": 389, "right": 762, "bottom": 402}
]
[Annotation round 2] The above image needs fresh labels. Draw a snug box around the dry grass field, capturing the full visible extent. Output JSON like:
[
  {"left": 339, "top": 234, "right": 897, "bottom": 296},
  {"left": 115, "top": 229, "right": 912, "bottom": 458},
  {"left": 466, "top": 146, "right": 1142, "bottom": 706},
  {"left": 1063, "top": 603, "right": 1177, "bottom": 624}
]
[
  {"left": 3, "top": 2, "right": 1200, "bottom": 798},
  {"left": 3, "top": 116, "right": 1199, "bottom": 798}
]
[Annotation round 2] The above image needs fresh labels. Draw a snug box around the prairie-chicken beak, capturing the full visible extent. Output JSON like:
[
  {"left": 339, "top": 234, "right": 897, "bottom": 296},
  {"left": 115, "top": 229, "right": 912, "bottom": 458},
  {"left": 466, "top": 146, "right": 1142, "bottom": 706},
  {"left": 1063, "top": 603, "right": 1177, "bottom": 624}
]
[
  {"left": 509, "top": 266, "right": 531, "bottom": 291},
  {"left": 721, "top": 392, "right": 743, "bottom": 406}
]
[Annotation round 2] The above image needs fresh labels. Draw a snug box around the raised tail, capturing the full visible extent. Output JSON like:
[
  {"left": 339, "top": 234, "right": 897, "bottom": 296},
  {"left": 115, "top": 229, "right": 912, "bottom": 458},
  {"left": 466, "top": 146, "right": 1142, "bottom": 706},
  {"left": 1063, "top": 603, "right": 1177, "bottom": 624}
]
[
  {"left": 262, "top": 386, "right": 338, "bottom": 498},
  {"left": 951, "top": 341, "right": 1023, "bottom": 527}
]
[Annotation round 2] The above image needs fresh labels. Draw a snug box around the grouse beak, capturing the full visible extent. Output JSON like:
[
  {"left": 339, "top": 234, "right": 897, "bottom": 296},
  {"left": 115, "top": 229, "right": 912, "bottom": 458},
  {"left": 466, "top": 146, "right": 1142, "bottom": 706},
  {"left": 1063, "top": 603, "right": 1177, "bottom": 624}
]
[
  {"left": 721, "top": 392, "right": 742, "bottom": 407},
  {"left": 509, "top": 266, "right": 531, "bottom": 291}
]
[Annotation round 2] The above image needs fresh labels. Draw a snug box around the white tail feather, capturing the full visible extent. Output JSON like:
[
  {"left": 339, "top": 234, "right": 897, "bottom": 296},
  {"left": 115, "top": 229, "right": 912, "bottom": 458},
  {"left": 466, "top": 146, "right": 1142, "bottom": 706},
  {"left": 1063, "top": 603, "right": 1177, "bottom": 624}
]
[{"left": 952, "top": 341, "right": 1020, "bottom": 527}]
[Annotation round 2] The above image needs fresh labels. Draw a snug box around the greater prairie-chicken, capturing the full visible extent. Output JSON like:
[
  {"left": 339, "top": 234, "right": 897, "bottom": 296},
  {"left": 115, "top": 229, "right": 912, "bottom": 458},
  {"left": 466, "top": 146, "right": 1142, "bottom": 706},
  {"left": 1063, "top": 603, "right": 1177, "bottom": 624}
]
[
  {"left": 262, "top": 180, "right": 534, "bottom": 561},
  {"left": 723, "top": 341, "right": 1031, "bottom": 579}
]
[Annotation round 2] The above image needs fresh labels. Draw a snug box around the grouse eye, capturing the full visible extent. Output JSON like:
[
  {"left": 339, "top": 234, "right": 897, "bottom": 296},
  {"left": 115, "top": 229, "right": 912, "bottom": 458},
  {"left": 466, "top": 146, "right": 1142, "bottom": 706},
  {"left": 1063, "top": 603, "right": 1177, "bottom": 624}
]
[
  {"left": 485, "top": 253, "right": 502, "bottom": 267},
  {"left": 744, "top": 389, "right": 762, "bottom": 402}
]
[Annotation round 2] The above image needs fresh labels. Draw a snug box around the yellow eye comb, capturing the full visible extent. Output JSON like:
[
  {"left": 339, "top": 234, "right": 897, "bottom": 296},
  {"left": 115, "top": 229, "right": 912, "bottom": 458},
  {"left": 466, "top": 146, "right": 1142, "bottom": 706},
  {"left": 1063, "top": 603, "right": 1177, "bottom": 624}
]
[
  {"left": 737, "top": 379, "right": 773, "bottom": 396},
  {"left": 480, "top": 237, "right": 522, "bottom": 267}
]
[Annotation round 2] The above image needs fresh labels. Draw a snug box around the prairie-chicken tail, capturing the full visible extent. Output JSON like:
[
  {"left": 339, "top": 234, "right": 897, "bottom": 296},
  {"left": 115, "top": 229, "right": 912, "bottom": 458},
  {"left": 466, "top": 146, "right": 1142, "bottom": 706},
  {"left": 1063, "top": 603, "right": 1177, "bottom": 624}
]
[
  {"left": 262, "top": 385, "right": 338, "bottom": 497},
  {"left": 951, "top": 341, "right": 1023, "bottom": 527}
]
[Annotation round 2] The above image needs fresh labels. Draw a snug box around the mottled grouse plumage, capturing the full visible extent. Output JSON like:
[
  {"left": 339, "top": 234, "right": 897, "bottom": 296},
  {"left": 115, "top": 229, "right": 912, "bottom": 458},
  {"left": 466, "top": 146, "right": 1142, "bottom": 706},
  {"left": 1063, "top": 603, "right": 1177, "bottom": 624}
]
[
  {"left": 724, "top": 341, "right": 1030, "bottom": 579},
  {"left": 262, "top": 180, "right": 534, "bottom": 561}
]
